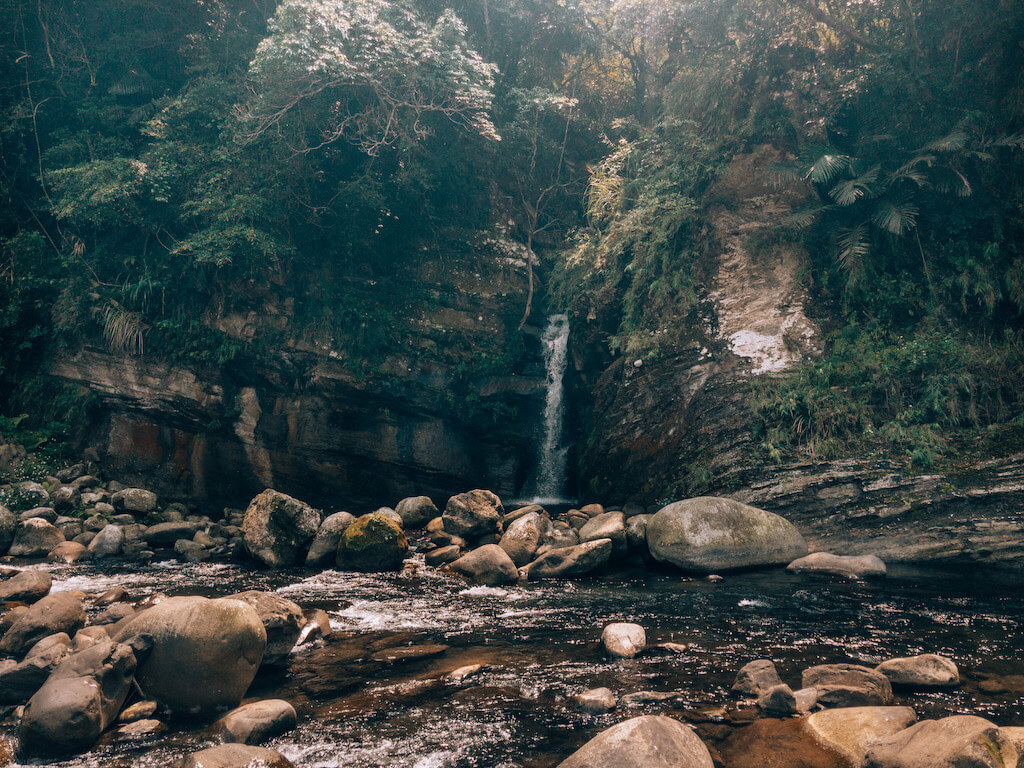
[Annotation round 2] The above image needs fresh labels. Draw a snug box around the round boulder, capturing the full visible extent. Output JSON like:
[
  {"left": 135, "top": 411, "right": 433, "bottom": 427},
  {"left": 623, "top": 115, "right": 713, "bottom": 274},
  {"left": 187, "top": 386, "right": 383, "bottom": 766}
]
[
  {"left": 241, "top": 489, "right": 321, "bottom": 568},
  {"left": 557, "top": 715, "right": 714, "bottom": 768},
  {"left": 579, "top": 512, "right": 627, "bottom": 557},
  {"left": 498, "top": 511, "right": 551, "bottom": 566},
  {"left": 176, "top": 744, "right": 294, "bottom": 768},
  {"left": 212, "top": 699, "right": 297, "bottom": 745},
  {"left": 87, "top": 524, "right": 124, "bottom": 558},
  {"left": 304, "top": 512, "right": 355, "bottom": 568},
  {"left": 803, "top": 706, "right": 917, "bottom": 767},
  {"left": 0, "top": 569, "right": 52, "bottom": 603},
  {"left": 732, "top": 659, "right": 783, "bottom": 697},
  {"left": 111, "top": 488, "right": 158, "bottom": 514},
  {"left": 787, "top": 552, "right": 887, "bottom": 579},
  {"left": 337, "top": 512, "right": 408, "bottom": 572},
  {"left": 442, "top": 489, "right": 503, "bottom": 541},
  {"left": 646, "top": 497, "right": 807, "bottom": 573},
  {"left": 0, "top": 592, "right": 86, "bottom": 658},
  {"left": 601, "top": 622, "right": 646, "bottom": 659},
  {"left": 8, "top": 518, "right": 65, "bottom": 558},
  {"left": 395, "top": 496, "right": 438, "bottom": 529},
  {"left": 448, "top": 544, "right": 519, "bottom": 586},
  {"left": 875, "top": 654, "right": 960, "bottom": 688},
  {"left": 113, "top": 596, "right": 266, "bottom": 715},
  {"left": 865, "top": 715, "right": 1018, "bottom": 768},
  {"left": 802, "top": 663, "right": 894, "bottom": 708}
]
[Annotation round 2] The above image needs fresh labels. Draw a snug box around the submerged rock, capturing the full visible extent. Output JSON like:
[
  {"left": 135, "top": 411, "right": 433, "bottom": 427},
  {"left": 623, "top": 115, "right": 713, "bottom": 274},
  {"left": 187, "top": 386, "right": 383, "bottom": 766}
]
[
  {"left": 646, "top": 497, "right": 807, "bottom": 573},
  {"left": 176, "top": 744, "right": 294, "bottom": 768},
  {"left": 523, "top": 539, "right": 611, "bottom": 580},
  {"left": 804, "top": 706, "right": 917, "bottom": 768},
  {"left": 213, "top": 699, "right": 297, "bottom": 745},
  {"left": 574, "top": 687, "right": 616, "bottom": 713},
  {"left": 875, "top": 654, "right": 960, "bottom": 687},
  {"left": 732, "top": 659, "right": 783, "bottom": 697},
  {"left": 787, "top": 552, "right": 887, "bottom": 578},
  {"left": 449, "top": 544, "right": 519, "bottom": 586},
  {"left": 556, "top": 715, "right": 714, "bottom": 768},
  {"left": 802, "top": 663, "right": 894, "bottom": 708},
  {"left": 241, "top": 489, "right": 321, "bottom": 568},
  {"left": 864, "top": 715, "right": 1018, "bottom": 768},
  {"left": 601, "top": 622, "right": 646, "bottom": 659},
  {"left": 336, "top": 512, "right": 408, "bottom": 572}
]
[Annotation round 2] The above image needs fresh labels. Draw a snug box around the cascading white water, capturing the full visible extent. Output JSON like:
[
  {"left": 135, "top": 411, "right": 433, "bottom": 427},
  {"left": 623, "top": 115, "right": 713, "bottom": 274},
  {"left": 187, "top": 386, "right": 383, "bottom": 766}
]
[{"left": 533, "top": 313, "right": 570, "bottom": 503}]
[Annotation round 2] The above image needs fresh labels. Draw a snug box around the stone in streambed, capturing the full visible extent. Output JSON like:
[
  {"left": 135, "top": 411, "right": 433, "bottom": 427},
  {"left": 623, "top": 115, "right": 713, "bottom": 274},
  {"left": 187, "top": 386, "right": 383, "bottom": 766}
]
[
  {"left": 646, "top": 497, "right": 806, "bottom": 573},
  {"left": 449, "top": 544, "right": 518, "bottom": 586},
  {"left": 579, "top": 512, "right": 627, "bottom": 557},
  {"left": 8, "top": 518, "right": 65, "bottom": 558},
  {"left": 242, "top": 489, "right": 321, "bottom": 568},
  {"left": 425, "top": 544, "right": 461, "bottom": 567},
  {"left": 0, "top": 504, "right": 16, "bottom": 552},
  {"left": 574, "top": 687, "right": 616, "bottom": 713},
  {"left": 47, "top": 541, "right": 90, "bottom": 563},
  {"left": 176, "top": 744, "right": 294, "bottom": 768},
  {"left": 523, "top": 539, "right": 611, "bottom": 580},
  {"left": 304, "top": 512, "right": 355, "bottom": 568},
  {"left": 336, "top": 512, "right": 408, "bottom": 572},
  {"left": 557, "top": 715, "right": 714, "bottom": 768},
  {"left": 865, "top": 715, "right": 1018, "bottom": 768},
  {"left": 144, "top": 521, "right": 202, "bottom": 548},
  {"left": 0, "top": 632, "right": 70, "bottom": 704},
  {"left": 625, "top": 514, "right": 649, "bottom": 555},
  {"left": 601, "top": 622, "right": 646, "bottom": 659},
  {"left": 732, "top": 659, "right": 783, "bottom": 697},
  {"left": 113, "top": 595, "right": 266, "bottom": 715},
  {"left": 87, "top": 524, "right": 124, "bottom": 558},
  {"left": 395, "top": 496, "right": 438, "bottom": 529},
  {"left": 787, "top": 552, "right": 887, "bottom": 579},
  {"left": 212, "top": 699, "right": 297, "bottom": 745},
  {"left": 227, "top": 591, "right": 304, "bottom": 667},
  {"left": 111, "top": 488, "right": 157, "bottom": 513},
  {"left": 498, "top": 511, "right": 550, "bottom": 566},
  {"left": 874, "top": 654, "right": 959, "bottom": 687},
  {"left": 0, "top": 592, "right": 85, "bottom": 658},
  {"left": 442, "top": 489, "right": 503, "bottom": 541},
  {"left": 802, "top": 663, "right": 893, "bottom": 708},
  {"left": 0, "top": 569, "right": 51, "bottom": 603},
  {"left": 804, "top": 706, "right": 917, "bottom": 768}
]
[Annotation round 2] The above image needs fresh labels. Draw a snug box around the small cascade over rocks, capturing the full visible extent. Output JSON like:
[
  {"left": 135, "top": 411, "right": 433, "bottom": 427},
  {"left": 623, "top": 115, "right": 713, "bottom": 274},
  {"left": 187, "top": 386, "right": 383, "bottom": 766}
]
[{"left": 532, "top": 313, "right": 571, "bottom": 504}]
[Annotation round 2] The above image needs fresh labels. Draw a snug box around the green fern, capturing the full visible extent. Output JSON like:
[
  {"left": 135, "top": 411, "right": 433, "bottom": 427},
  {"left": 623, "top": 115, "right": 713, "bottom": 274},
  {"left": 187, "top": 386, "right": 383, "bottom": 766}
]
[{"left": 871, "top": 198, "right": 919, "bottom": 235}]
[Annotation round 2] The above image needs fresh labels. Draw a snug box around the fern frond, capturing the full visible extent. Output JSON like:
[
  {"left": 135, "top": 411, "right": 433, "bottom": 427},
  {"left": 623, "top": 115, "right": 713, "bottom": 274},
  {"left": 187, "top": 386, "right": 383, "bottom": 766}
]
[
  {"left": 871, "top": 199, "right": 919, "bottom": 235},
  {"left": 836, "top": 224, "right": 870, "bottom": 278},
  {"left": 767, "top": 162, "right": 803, "bottom": 189},
  {"left": 806, "top": 154, "right": 851, "bottom": 185},
  {"left": 988, "top": 131, "right": 1024, "bottom": 149}
]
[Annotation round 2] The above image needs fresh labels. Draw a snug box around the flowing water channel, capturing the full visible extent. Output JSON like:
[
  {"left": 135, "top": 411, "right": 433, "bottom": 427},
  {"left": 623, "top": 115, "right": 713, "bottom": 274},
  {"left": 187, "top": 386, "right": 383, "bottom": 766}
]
[
  {"left": 530, "top": 314, "right": 571, "bottom": 505},
  {"left": 5, "top": 560, "right": 1024, "bottom": 768}
]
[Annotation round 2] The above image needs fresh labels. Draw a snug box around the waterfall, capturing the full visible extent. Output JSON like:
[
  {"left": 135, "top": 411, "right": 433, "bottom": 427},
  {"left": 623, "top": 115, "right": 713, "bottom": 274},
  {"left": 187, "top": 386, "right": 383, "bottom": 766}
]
[{"left": 533, "top": 313, "right": 570, "bottom": 503}]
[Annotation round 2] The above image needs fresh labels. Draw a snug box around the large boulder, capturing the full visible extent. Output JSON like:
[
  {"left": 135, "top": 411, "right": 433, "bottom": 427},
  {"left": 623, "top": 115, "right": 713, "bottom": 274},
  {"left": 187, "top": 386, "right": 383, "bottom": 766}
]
[
  {"left": 732, "top": 659, "right": 783, "bottom": 697},
  {"left": 8, "top": 518, "right": 65, "bottom": 558},
  {"left": 241, "top": 489, "right": 321, "bottom": 568},
  {"left": 646, "top": 497, "right": 807, "bottom": 573},
  {"left": 804, "top": 706, "right": 917, "bottom": 768},
  {"left": 113, "top": 596, "right": 266, "bottom": 715},
  {"left": 0, "top": 569, "right": 52, "bottom": 603},
  {"left": 304, "top": 512, "right": 355, "bottom": 568},
  {"left": 523, "top": 539, "right": 612, "bottom": 580},
  {"left": 0, "top": 632, "right": 71, "bottom": 704},
  {"left": 875, "top": 654, "right": 960, "bottom": 687},
  {"left": 802, "top": 663, "right": 894, "bottom": 708},
  {"left": 111, "top": 488, "right": 158, "bottom": 514},
  {"left": 19, "top": 639, "right": 140, "bottom": 758},
  {"left": 602, "top": 622, "right": 646, "bottom": 658},
  {"left": 449, "top": 544, "right": 519, "bottom": 586},
  {"left": 865, "top": 715, "right": 1018, "bottom": 768},
  {"left": 86, "top": 524, "right": 124, "bottom": 558},
  {"left": 579, "top": 512, "right": 627, "bottom": 557},
  {"left": 395, "top": 496, "right": 438, "bottom": 529},
  {"left": 557, "top": 715, "right": 714, "bottom": 768},
  {"left": 176, "top": 744, "right": 294, "bottom": 768},
  {"left": 442, "top": 490, "right": 503, "bottom": 541},
  {"left": 227, "top": 591, "right": 304, "bottom": 666},
  {"left": 336, "top": 512, "right": 408, "bottom": 572},
  {"left": 625, "top": 515, "right": 650, "bottom": 555},
  {"left": 498, "top": 511, "right": 550, "bottom": 566},
  {"left": 212, "top": 699, "right": 297, "bottom": 745},
  {"left": 787, "top": 552, "right": 887, "bottom": 579},
  {"left": 144, "top": 521, "right": 202, "bottom": 548},
  {"left": 0, "top": 592, "right": 86, "bottom": 658}
]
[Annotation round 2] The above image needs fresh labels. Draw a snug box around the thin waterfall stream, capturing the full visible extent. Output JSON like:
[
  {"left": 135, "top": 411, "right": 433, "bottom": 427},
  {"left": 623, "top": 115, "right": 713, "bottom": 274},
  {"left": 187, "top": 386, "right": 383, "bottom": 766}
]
[{"left": 532, "top": 313, "right": 570, "bottom": 504}]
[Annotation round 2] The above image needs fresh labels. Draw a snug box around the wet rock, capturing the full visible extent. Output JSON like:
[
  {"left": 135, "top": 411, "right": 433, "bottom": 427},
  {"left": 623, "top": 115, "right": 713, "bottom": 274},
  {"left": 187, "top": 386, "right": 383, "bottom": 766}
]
[
  {"left": 425, "top": 544, "right": 461, "bottom": 566},
  {"left": 758, "top": 683, "right": 797, "bottom": 716},
  {"left": 804, "top": 706, "right": 917, "bottom": 768},
  {"left": 71, "top": 626, "right": 111, "bottom": 652},
  {"left": 213, "top": 699, "right": 297, "bottom": 745},
  {"left": 794, "top": 687, "right": 819, "bottom": 712},
  {"left": 109, "top": 718, "right": 167, "bottom": 740},
  {"left": 174, "top": 538, "right": 210, "bottom": 563},
  {"left": 625, "top": 515, "right": 649, "bottom": 554},
  {"left": 337, "top": 512, "right": 408, "bottom": 572},
  {"left": 0, "top": 606, "right": 26, "bottom": 635},
  {"left": 19, "top": 639, "right": 139, "bottom": 758},
  {"left": 396, "top": 496, "right": 438, "bottom": 529},
  {"left": 241, "top": 489, "right": 321, "bottom": 568},
  {"left": 620, "top": 690, "right": 678, "bottom": 706},
  {"left": 787, "top": 552, "right": 887, "bottom": 579},
  {"left": 111, "top": 488, "right": 158, "bottom": 514},
  {"left": 304, "top": 511, "right": 355, "bottom": 568},
  {"left": 449, "top": 544, "right": 519, "bottom": 586},
  {"left": 498, "top": 511, "right": 550, "bottom": 566},
  {"left": 8, "top": 518, "right": 65, "bottom": 558},
  {"left": 580, "top": 503, "right": 606, "bottom": 517},
  {"left": 524, "top": 539, "right": 612, "bottom": 580},
  {"left": 646, "top": 497, "right": 807, "bottom": 573},
  {"left": 0, "top": 592, "right": 86, "bottom": 658},
  {"left": 375, "top": 507, "right": 403, "bottom": 527},
  {"left": 95, "top": 587, "right": 129, "bottom": 606},
  {"left": 93, "top": 604, "right": 136, "bottom": 626},
  {"left": 537, "top": 522, "right": 580, "bottom": 553},
  {"left": 20, "top": 507, "right": 57, "bottom": 523},
  {"left": 446, "top": 664, "right": 485, "bottom": 682},
  {"left": 87, "top": 524, "right": 124, "bottom": 558},
  {"left": 875, "top": 654, "right": 959, "bottom": 687},
  {"left": 47, "top": 540, "right": 90, "bottom": 564},
  {"left": 118, "top": 699, "right": 158, "bottom": 723},
  {"left": 557, "top": 715, "right": 714, "bottom": 768},
  {"left": 865, "top": 715, "right": 1018, "bottom": 768},
  {"left": 718, "top": 717, "right": 841, "bottom": 768},
  {"left": 0, "top": 505, "right": 15, "bottom": 552},
  {"left": 0, "top": 632, "right": 70, "bottom": 704},
  {"left": 144, "top": 521, "right": 202, "bottom": 548},
  {"left": 176, "top": 744, "right": 294, "bottom": 768},
  {"left": 574, "top": 687, "right": 616, "bottom": 713},
  {"left": 802, "top": 664, "right": 894, "bottom": 707},
  {"left": 579, "top": 512, "right": 627, "bottom": 557},
  {"left": 113, "top": 596, "right": 266, "bottom": 715},
  {"left": 0, "top": 569, "right": 51, "bottom": 603},
  {"left": 442, "top": 489, "right": 503, "bottom": 541},
  {"left": 296, "top": 609, "right": 332, "bottom": 645},
  {"left": 369, "top": 643, "right": 448, "bottom": 663},
  {"left": 732, "top": 659, "right": 784, "bottom": 697},
  {"left": 601, "top": 622, "right": 646, "bottom": 659},
  {"left": 504, "top": 504, "right": 544, "bottom": 525},
  {"left": 228, "top": 591, "right": 304, "bottom": 667}
]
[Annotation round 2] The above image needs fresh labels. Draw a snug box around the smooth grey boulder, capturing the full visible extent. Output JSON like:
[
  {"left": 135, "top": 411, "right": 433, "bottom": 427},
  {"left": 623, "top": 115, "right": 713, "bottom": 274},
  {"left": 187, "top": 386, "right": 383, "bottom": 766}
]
[
  {"left": 732, "top": 659, "right": 783, "bottom": 697},
  {"left": 87, "top": 524, "right": 124, "bottom": 558},
  {"left": 442, "top": 489, "right": 503, "bottom": 541},
  {"left": 227, "top": 591, "right": 304, "bottom": 667},
  {"left": 0, "top": 632, "right": 70, "bottom": 703},
  {"left": 144, "top": 521, "right": 202, "bottom": 548},
  {"left": 111, "top": 487, "right": 157, "bottom": 514},
  {"left": 336, "top": 512, "right": 408, "bottom": 572},
  {"left": 804, "top": 706, "right": 917, "bottom": 768},
  {"left": 113, "top": 596, "right": 266, "bottom": 715},
  {"left": 304, "top": 512, "right": 355, "bottom": 568},
  {"left": 0, "top": 592, "right": 85, "bottom": 658},
  {"left": 19, "top": 639, "right": 140, "bottom": 758},
  {"left": 0, "top": 569, "right": 52, "bottom": 603},
  {"left": 524, "top": 539, "right": 612, "bottom": 580},
  {"left": 802, "top": 663, "right": 894, "bottom": 708},
  {"left": 213, "top": 699, "right": 297, "bottom": 744},
  {"left": 176, "top": 744, "right": 294, "bottom": 768},
  {"left": 241, "top": 489, "right": 321, "bottom": 568},
  {"left": 757, "top": 683, "right": 797, "bottom": 716},
  {"left": 449, "top": 544, "right": 519, "bottom": 586},
  {"left": 646, "top": 497, "right": 807, "bottom": 573},
  {"left": 579, "top": 512, "right": 627, "bottom": 557},
  {"left": 8, "top": 518, "right": 65, "bottom": 558},
  {"left": 875, "top": 654, "right": 960, "bottom": 687},
  {"left": 557, "top": 715, "right": 714, "bottom": 768},
  {"left": 864, "top": 715, "right": 1018, "bottom": 768},
  {"left": 499, "top": 511, "right": 550, "bottom": 566},
  {"left": 395, "top": 496, "right": 438, "bottom": 529},
  {"left": 787, "top": 552, "right": 887, "bottom": 578},
  {"left": 601, "top": 622, "right": 646, "bottom": 659},
  {"left": 174, "top": 538, "right": 210, "bottom": 563},
  {"left": 574, "top": 687, "right": 616, "bottom": 713}
]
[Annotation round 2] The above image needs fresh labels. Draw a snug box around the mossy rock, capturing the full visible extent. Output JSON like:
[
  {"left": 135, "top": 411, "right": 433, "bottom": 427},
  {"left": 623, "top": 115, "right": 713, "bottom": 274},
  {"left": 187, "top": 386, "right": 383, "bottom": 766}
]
[{"left": 336, "top": 512, "right": 408, "bottom": 572}]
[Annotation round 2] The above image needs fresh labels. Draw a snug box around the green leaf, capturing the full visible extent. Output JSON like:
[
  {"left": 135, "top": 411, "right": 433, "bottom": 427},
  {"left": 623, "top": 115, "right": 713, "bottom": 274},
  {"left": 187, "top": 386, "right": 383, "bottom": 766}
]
[
  {"left": 806, "top": 154, "right": 851, "bottom": 185},
  {"left": 871, "top": 199, "right": 919, "bottom": 235}
]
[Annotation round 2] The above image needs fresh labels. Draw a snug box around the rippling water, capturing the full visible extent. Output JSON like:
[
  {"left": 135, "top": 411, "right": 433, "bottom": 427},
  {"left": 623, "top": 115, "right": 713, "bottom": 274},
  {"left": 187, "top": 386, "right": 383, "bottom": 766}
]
[{"left": 6, "top": 561, "right": 1023, "bottom": 767}]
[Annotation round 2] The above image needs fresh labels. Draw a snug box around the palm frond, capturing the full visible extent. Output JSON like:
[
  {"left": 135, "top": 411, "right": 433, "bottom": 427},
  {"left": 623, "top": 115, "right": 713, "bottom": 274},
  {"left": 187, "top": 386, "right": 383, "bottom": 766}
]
[
  {"left": 836, "top": 224, "right": 871, "bottom": 278},
  {"left": 782, "top": 205, "right": 828, "bottom": 229},
  {"left": 829, "top": 165, "right": 880, "bottom": 206},
  {"left": 806, "top": 153, "right": 851, "bottom": 185},
  {"left": 767, "top": 162, "right": 804, "bottom": 189},
  {"left": 989, "top": 131, "right": 1024, "bottom": 149},
  {"left": 871, "top": 199, "right": 919, "bottom": 235},
  {"left": 923, "top": 130, "right": 968, "bottom": 154}
]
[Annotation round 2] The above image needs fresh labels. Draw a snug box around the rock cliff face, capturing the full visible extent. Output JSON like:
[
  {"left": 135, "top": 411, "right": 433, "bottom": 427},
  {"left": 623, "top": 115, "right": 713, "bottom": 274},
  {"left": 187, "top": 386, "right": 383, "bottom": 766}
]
[{"left": 49, "top": 245, "right": 548, "bottom": 509}]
